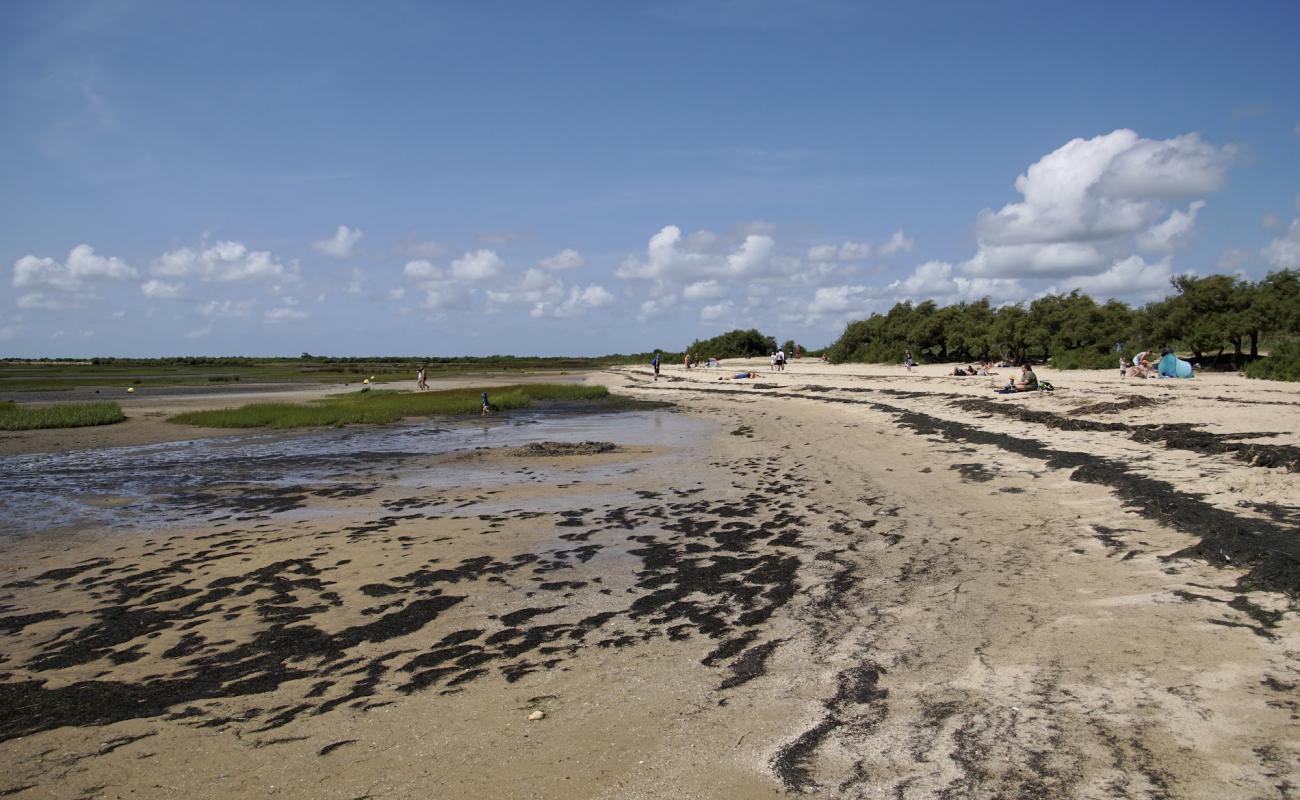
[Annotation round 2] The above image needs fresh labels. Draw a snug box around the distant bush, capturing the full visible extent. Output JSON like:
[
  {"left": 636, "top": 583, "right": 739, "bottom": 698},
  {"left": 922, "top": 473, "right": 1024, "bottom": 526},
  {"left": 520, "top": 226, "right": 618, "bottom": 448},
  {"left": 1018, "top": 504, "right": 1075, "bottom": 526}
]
[
  {"left": 685, "top": 329, "right": 777, "bottom": 360},
  {"left": 1244, "top": 340, "right": 1300, "bottom": 382},
  {"left": 1050, "top": 349, "right": 1119, "bottom": 370},
  {"left": 0, "top": 401, "right": 125, "bottom": 430}
]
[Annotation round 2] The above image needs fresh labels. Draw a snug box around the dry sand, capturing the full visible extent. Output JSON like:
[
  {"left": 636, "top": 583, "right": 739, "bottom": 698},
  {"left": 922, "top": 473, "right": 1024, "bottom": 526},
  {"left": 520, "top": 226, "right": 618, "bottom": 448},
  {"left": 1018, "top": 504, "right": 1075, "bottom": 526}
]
[{"left": 0, "top": 364, "right": 1297, "bottom": 799}]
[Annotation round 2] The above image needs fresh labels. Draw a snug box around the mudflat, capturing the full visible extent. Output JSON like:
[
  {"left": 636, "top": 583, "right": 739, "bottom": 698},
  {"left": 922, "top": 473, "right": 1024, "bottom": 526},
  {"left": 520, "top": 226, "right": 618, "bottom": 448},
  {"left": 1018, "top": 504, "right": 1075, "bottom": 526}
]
[{"left": 1, "top": 364, "right": 1297, "bottom": 798}]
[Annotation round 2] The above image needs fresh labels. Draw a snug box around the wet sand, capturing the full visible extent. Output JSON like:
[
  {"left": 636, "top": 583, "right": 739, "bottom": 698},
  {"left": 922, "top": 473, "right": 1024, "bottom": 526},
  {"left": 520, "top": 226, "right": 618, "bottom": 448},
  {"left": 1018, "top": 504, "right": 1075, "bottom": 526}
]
[{"left": 1, "top": 365, "right": 1297, "bottom": 798}]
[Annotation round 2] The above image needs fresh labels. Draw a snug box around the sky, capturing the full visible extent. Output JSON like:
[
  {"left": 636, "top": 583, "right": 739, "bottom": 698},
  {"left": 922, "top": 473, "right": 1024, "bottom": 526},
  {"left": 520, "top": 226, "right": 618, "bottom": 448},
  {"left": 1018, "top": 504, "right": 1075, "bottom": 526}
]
[{"left": 2, "top": 0, "right": 1299, "bottom": 358}]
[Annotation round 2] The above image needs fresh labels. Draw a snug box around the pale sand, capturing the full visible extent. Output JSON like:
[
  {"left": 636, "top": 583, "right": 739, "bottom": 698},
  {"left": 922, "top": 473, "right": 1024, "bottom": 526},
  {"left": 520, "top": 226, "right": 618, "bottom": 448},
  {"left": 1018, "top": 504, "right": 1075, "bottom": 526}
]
[{"left": 0, "top": 365, "right": 1297, "bottom": 798}]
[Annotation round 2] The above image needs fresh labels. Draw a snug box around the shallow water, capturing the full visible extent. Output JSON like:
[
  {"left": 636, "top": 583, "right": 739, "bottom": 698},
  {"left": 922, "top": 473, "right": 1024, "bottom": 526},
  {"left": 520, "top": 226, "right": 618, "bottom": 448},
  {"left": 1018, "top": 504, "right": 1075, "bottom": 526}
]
[{"left": 0, "top": 409, "right": 705, "bottom": 537}]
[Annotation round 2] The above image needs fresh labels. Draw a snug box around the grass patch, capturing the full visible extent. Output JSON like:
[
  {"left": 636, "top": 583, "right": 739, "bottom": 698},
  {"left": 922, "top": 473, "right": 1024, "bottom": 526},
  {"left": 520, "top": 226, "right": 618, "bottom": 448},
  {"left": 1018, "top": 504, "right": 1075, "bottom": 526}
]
[
  {"left": 168, "top": 384, "right": 617, "bottom": 428},
  {"left": 0, "top": 401, "right": 126, "bottom": 430}
]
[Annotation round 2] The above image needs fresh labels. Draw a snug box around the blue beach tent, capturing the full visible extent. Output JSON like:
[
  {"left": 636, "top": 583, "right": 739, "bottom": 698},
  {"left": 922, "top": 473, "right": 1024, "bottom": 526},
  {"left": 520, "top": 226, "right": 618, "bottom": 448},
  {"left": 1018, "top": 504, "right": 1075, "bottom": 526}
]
[{"left": 1157, "top": 353, "right": 1194, "bottom": 378}]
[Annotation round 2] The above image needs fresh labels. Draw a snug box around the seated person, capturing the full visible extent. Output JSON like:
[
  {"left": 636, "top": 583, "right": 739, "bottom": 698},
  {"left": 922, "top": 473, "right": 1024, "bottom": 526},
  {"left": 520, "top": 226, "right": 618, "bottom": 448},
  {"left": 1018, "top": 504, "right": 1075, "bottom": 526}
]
[{"left": 995, "top": 364, "right": 1039, "bottom": 393}]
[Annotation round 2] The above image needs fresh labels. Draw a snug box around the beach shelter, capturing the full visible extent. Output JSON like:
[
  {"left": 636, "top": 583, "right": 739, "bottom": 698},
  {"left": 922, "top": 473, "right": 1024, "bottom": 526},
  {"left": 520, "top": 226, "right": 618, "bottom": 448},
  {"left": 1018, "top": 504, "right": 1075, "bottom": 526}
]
[{"left": 1157, "top": 353, "right": 1194, "bottom": 378}]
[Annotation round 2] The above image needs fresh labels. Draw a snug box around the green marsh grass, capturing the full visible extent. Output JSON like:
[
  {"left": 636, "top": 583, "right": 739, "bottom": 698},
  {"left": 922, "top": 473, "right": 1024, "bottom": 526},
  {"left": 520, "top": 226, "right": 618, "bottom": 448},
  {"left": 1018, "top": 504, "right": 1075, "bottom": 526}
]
[
  {"left": 0, "top": 400, "right": 126, "bottom": 430},
  {"left": 168, "top": 384, "right": 614, "bottom": 428}
]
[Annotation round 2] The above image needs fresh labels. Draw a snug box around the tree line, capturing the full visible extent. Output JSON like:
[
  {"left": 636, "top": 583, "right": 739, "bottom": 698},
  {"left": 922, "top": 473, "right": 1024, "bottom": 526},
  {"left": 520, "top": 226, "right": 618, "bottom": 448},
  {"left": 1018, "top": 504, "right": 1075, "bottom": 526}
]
[{"left": 820, "top": 269, "right": 1300, "bottom": 378}]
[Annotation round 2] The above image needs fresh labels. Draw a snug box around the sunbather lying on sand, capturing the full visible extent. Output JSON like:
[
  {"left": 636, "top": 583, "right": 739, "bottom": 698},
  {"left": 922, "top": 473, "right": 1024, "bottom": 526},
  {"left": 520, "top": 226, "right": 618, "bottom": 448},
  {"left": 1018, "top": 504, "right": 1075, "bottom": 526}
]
[{"left": 719, "top": 371, "right": 758, "bottom": 380}]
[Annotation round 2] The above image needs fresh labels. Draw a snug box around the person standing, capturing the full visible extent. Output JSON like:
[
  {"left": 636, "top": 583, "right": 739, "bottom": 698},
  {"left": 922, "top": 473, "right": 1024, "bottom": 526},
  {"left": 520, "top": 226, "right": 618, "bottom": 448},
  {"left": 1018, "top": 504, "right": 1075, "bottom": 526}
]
[
  {"left": 416, "top": 364, "right": 428, "bottom": 391},
  {"left": 684, "top": 352, "right": 691, "bottom": 370},
  {"left": 776, "top": 347, "right": 786, "bottom": 371},
  {"left": 903, "top": 351, "right": 914, "bottom": 372},
  {"left": 481, "top": 391, "right": 491, "bottom": 415},
  {"left": 651, "top": 352, "right": 661, "bottom": 381}
]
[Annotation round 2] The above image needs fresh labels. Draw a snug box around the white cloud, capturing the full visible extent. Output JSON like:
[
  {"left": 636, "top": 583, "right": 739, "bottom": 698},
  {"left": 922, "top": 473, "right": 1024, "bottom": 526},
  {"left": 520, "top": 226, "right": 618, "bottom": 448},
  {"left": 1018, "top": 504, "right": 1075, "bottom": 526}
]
[
  {"left": 683, "top": 279, "right": 726, "bottom": 300},
  {"left": 1137, "top": 200, "right": 1205, "bottom": 253},
  {"left": 537, "top": 249, "right": 584, "bottom": 271},
  {"left": 877, "top": 230, "right": 914, "bottom": 257},
  {"left": 807, "top": 241, "right": 872, "bottom": 262},
  {"left": 963, "top": 129, "right": 1232, "bottom": 279},
  {"left": 962, "top": 242, "right": 1106, "bottom": 277},
  {"left": 486, "top": 268, "right": 564, "bottom": 307},
  {"left": 535, "top": 284, "right": 615, "bottom": 318},
  {"left": 1262, "top": 219, "right": 1300, "bottom": 269},
  {"left": 421, "top": 284, "right": 473, "bottom": 310},
  {"left": 806, "top": 285, "right": 874, "bottom": 316},
  {"left": 638, "top": 295, "right": 677, "bottom": 321},
  {"left": 13, "top": 245, "right": 137, "bottom": 291},
  {"left": 700, "top": 301, "right": 735, "bottom": 322},
  {"left": 403, "top": 259, "right": 442, "bottom": 281},
  {"left": 1261, "top": 212, "right": 1280, "bottom": 229},
  {"left": 726, "top": 235, "right": 774, "bottom": 276},
  {"left": 153, "top": 241, "right": 297, "bottom": 284},
  {"left": 388, "top": 287, "right": 406, "bottom": 301},
  {"left": 199, "top": 299, "right": 257, "bottom": 317},
  {"left": 311, "top": 225, "right": 364, "bottom": 258},
  {"left": 1058, "top": 255, "right": 1174, "bottom": 302},
  {"left": 451, "top": 249, "right": 504, "bottom": 281},
  {"left": 265, "top": 298, "right": 308, "bottom": 323},
  {"left": 141, "top": 279, "right": 185, "bottom": 300},
  {"left": 890, "top": 260, "right": 1028, "bottom": 305},
  {"left": 617, "top": 225, "right": 776, "bottom": 281}
]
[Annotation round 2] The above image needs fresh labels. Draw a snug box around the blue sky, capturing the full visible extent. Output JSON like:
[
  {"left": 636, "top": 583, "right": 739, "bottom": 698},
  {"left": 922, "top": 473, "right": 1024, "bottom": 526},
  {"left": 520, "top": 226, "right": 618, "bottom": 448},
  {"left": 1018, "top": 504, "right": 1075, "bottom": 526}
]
[{"left": 3, "top": 0, "right": 1298, "bottom": 357}]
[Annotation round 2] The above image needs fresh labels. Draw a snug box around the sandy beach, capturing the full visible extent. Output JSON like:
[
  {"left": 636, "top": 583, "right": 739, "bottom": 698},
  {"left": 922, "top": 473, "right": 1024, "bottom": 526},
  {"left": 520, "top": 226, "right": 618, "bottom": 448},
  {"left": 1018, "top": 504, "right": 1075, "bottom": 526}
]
[{"left": 1, "top": 364, "right": 1297, "bottom": 799}]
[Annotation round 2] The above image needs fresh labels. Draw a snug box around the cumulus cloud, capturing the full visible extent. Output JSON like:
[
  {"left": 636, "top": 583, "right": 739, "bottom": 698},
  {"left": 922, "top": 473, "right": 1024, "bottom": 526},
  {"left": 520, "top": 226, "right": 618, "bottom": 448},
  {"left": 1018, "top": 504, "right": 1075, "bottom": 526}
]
[
  {"left": 153, "top": 241, "right": 297, "bottom": 284},
  {"left": 807, "top": 241, "right": 871, "bottom": 262},
  {"left": 141, "top": 279, "right": 185, "bottom": 300},
  {"left": 311, "top": 225, "right": 364, "bottom": 258},
  {"left": 13, "top": 245, "right": 137, "bottom": 291},
  {"left": 1137, "top": 201, "right": 1205, "bottom": 253},
  {"left": 965, "top": 130, "right": 1232, "bottom": 279},
  {"left": 806, "top": 285, "right": 874, "bottom": 316},
  {"left": 877, "top": 230, "right": 914, "bottom": 257},
  {"left": 1057, "top": 255, "right": 1175, "bottom": 302},
  {"left": 637, "top": 295, "right": 677, "bottom": 321},
  {"left": 265, "top": 297, "right": 307, "bottom": 322},
  {"left": 1262, "top": 219, "right": 1300, "bottom": 269},
  {"left": 683, "top": 280, "right": 726, "bottom": 300},
  {"left": 451, "top": 249, "right": 504, "bottom": 281},
  {"left": 890, "top": 260, "right": 1028, "bottom": 305},
  {"left": 403, "top": 260, "right": 442, "bottom": 281},
  {"left": 617, "top": 225, "right": 775, "bottom": 281},
  {"left": 700, "top": 302, "right": 735, "bottom": 322},
  {"left": 537, "top": 249, "right": 584, "bottom": 271},
  {"left": 534, "top": 285, "right": 615, "bottom": 318},
  {"left": 486, "top": 268, "right": 564, "bottom": 307}
]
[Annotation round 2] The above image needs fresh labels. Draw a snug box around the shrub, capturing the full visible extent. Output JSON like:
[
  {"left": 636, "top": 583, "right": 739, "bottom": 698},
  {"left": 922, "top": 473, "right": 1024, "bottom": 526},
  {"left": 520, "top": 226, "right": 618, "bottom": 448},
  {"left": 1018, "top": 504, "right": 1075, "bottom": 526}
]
[{"left": 1244, "top": 340, "right": 1300, "bottom": 382}]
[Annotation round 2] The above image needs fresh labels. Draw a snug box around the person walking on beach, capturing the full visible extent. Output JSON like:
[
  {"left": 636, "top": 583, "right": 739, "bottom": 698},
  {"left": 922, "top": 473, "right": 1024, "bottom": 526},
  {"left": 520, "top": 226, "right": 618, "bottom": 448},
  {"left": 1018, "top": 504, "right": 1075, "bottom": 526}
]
[
  {"left": 416, "top": 364, "right": 428, "bottom": 391},
  {"left": 651, "top": 352, "right": 661, "bottom": 381},
  {"left": 903, "top": 351, "right": 914, "bottom": 372},
  {"left": 684, "top": 352, "right": 691, "bottom": 370},
  {"left": 776, "top": 347, "right": 786, "bottom": 371},
  {"left": 481, "top": 391, "right": 491, "bottom": 415}
]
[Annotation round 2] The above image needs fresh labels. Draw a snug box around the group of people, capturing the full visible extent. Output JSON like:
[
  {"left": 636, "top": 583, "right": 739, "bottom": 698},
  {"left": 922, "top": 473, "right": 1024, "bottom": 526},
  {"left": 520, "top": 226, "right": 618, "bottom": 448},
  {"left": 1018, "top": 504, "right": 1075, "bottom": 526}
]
[
  {"left": 1121, "top": 347, "right": 1192, "bottom": 379},
  {"left": 770, "top": 348, "right": 788, "bottom": 371},
  {"left": 951, "top": 362, "right": 997, "bottom": 377},
  {"left": 995, "top": 363, "right": 1041, "bottom": 394}
]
